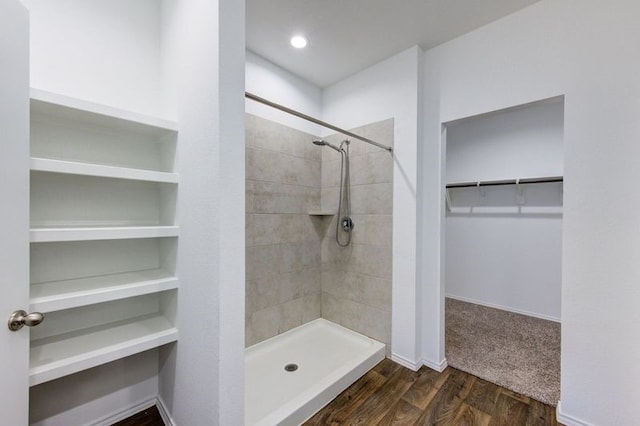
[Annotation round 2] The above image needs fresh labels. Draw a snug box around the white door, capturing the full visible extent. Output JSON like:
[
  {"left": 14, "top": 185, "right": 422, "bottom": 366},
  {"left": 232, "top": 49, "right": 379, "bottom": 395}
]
[{"left": 0, "top": 0, "right": 30, "bottom": 424}]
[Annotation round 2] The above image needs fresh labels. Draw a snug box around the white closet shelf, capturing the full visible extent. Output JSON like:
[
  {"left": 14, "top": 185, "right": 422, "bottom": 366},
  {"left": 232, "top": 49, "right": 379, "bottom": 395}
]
[
  {"left": 30, "top": 158, "right": 178, "bottom": 183},
  {"left": 30, "top": 88, "right": 178, "bottom": 135},
  {"left": 30, "top": 314, "right": 178, "bottom": 386},
  {"left": 30, "top": 226, "right": 179, "bottom": 242},
  {"left": 30, "top": 270, "right": 179, "bottom": 313}
]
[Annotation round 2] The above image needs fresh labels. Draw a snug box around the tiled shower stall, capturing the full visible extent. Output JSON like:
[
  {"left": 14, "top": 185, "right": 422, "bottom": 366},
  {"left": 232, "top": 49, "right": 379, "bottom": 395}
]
[{"left": 245, "top": 114, "right": 393, "bottom": 349}]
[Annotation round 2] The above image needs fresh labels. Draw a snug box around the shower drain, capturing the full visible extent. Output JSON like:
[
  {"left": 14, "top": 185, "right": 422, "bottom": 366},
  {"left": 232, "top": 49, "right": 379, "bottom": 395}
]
[{"left": 284, "top": 363, "right": 298, "bottom": 372}]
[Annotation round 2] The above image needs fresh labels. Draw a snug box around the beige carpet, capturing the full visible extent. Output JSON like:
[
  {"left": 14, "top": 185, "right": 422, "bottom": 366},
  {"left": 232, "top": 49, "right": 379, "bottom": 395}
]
[{"left": 445, "top": 298, "right": 560, "bottom": 406}]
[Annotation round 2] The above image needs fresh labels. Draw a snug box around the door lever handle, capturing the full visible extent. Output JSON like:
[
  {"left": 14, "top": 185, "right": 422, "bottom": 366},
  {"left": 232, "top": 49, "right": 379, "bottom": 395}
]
[{"left": 8, "top": 310, "right": 44, "bottom": 331}]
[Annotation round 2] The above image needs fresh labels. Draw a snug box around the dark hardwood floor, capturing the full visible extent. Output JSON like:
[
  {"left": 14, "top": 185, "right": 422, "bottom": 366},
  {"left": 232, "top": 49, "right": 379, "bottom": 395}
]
[
  {"left": 304, "top": 359, "right": 561, "bottom": 426},
  {"left": 116, "top": 359, "right": 560, "bottom": 425},
  {"left": 112, "top": 405, "right": 164, "bottom": 426}
]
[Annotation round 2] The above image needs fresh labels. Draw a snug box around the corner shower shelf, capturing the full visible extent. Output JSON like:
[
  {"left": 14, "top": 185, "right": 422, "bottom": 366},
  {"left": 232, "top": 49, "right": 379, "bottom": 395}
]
[
  {"left": 30, "top": 158, "right": 179, "bottom": 184},
  {"left": 30, "top": 226, "right": 180, "bottom": 243},
  {"left": 308, "top": 210, "right": 335, "bottom": 217},
  {"left": 30, "top": 88, "right": 178, "bottom": 134},
  {"left": 30, "top": 270, "right": 179, "bottom": 313},
  {"left": 29, "top": 313, "right": 178, "bottom": 386}
]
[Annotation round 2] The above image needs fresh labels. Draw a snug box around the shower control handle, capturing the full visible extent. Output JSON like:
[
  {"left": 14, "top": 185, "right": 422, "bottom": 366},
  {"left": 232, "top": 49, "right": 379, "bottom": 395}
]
[{"left": 341, "top": 217, "right": 354, "bottom": 232}]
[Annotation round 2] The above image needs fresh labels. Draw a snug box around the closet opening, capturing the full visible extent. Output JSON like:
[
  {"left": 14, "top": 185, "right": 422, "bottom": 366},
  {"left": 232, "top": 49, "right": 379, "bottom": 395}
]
[{"left": 442, "top": 96, "right": 564, "bottom": 406}]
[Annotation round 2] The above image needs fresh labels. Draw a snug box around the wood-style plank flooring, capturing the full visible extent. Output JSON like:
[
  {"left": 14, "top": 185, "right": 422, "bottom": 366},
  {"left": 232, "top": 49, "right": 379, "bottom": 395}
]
[
  {"left": 112, "top": 405, "right": 164, "bottom": 426},
  {"left": 304, "top": 359, "right": 561, "bottom": 426},
  {"left": 116, "top": 359, "right": 560, "bottom": 425}
]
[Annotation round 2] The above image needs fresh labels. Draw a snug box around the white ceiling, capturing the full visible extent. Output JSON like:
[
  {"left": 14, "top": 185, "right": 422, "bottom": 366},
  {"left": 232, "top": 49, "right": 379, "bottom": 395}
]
[{"left": 247, "top": 0, "right": 542, "bottom": 88}]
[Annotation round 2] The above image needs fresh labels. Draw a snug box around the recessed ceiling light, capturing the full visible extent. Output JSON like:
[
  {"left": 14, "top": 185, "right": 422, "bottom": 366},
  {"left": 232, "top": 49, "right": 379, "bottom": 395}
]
[{"left": 290, "top": 35, "right": 307, "bottom": 49}]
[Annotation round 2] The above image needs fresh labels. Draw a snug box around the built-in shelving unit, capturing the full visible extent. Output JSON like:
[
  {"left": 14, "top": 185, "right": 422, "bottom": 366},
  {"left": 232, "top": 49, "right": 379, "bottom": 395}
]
[{"left": 29, "top": 89, "right": 179, "bottom": 386}]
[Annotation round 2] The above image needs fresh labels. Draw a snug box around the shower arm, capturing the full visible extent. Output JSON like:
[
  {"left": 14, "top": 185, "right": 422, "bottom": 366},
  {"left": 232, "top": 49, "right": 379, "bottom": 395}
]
[{"left": 245, "top": 92, "right": 393, "bottom": 153}]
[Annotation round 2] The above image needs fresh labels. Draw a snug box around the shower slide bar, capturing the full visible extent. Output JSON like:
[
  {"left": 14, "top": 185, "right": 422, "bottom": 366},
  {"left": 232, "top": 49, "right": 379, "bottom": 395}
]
[
  {"left": 446, "top": 176, "right": 563, "bottom": 189},
  {"left": 245, "top": 91, "right": 393, "bottom": 153}
]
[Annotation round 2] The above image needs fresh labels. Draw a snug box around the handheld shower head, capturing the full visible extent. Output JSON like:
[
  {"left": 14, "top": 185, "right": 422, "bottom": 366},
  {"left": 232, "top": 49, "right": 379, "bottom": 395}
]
[{"left": 312, "top": 139, "right": 342, "bottom": 153}]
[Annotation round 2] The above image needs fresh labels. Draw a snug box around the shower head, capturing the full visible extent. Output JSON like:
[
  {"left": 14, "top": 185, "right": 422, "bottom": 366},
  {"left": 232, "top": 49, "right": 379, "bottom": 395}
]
[{"left": 312, "top": 139, "right": 342, "bottom": 153}]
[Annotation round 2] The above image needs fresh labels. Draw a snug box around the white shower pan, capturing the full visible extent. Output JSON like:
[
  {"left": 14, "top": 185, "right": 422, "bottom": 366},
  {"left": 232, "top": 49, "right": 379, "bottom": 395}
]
[{"left": 245, "top": 318, "right": 385, "bottom": 425}]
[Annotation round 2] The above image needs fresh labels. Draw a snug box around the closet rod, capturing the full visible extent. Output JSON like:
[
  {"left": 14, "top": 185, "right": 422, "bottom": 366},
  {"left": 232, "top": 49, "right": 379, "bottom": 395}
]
[
  {"left": 446, "top": 176, "right": 563, "bottom": 189},
  {"left": 245, "top": 91, "right": 393, "bottom": 153}
]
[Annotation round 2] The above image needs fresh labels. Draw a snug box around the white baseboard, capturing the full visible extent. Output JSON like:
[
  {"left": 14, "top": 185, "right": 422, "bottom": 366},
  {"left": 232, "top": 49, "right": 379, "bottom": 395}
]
[
  {"left": 445, "top": 294, "right": 561, "bottom": 323},
  {"left": 556, "top": 400, "right": 595, "bottom": 426},
  {"left": 390, "top": 353, "right": 422, "bottom": 371},
  {"left": 156, "top": 395, "right": 176, "bottom": 426},
  {"left": 89, "top": 397, "right": 156, "bottom": 426},
  {"left": 421, "top": 357, "right": 448, "bottom": 372}
]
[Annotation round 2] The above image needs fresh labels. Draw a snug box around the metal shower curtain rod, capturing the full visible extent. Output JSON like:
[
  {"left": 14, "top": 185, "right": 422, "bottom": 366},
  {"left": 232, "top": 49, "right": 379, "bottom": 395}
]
[
  {"left": 446, "top": 176, "right": 563, "bottom": 189},
  {"left": 245, "top": 91, "right": 393, "bottom": 153}
]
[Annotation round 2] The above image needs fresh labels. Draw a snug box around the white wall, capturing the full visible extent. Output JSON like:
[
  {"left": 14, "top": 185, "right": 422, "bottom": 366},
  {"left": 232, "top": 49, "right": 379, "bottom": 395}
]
[
  {"left": 420, "top": 0, "right": 640, "bottom": 424},
  {"left": 159, "top": 0, "right": 245, "bottom": 424},
  {"left": 323, "top": 46, "right": 423, "bottom": 370},
  {"left": 445, "top": 100, "right": 564, "bottom": 183},
  {"left": 245, "top": 50, "right": 322, "bottom": 134},
  {"left": 445, "top": 100, "right": 563, "bottom": 321},
  {"left": 24, "top": 0, "right": 164, "bottom": 117}
]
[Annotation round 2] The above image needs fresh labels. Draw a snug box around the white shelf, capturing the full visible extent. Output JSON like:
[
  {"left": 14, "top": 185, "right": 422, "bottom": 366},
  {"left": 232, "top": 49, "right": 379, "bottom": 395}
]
[
  {"left": 30, "top": 314, "right": 178, "bottom": 386},
  {"left": 31, "top": 270, "right": 179, "bottom": 313},
  {"left": 30, "top": 226, "right": 179, "bottom": 242},
  {"left": 31, "top": 158, "right": 178, "bottom": 184},
  {"left": 30, "top": 88, "right": 178, "bottom": 134}
]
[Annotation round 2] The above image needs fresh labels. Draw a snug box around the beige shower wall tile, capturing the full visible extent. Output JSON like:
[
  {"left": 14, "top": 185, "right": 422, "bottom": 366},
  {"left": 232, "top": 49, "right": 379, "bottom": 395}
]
[
  {"left": 281, "top": 241, "right": 320, "bottom": 273},
  {"left": 253, "top": 181, "right": 282, "bottom": 213},
  {"left": 280, "top": 267, "right": 321, "bottom": 297},
  {"left": 321, "top": 235, "right": 353, "bottom": 270},
  {"left": 357, "top": 274, "right": 391, "bottom": 312},
  {"left": 246, "top": 244, "right": 281, "bottom": 281},
  {"left": 321, "top": 270, "right": 390, "bottom": 313},
  {"left": 280, "top": 297, "right": 304, "bottom": 332},
  {"left": 367, "top": 151, "right": 393, "bottom": 184},
  {"left": 321, "top": 292, "right": 389, "bottom": 346},
  {"left": 282, "top": 154, "right": 320, "bottom": 188},
  {"left": 252, "top": 214, "right": 282, "bottom": 246},
  {"left": 246, "top": 180, "right": 255, "bottom": 213},
  {"left": 302, "top": 292, "right": 321, "bottom": 323},
  {"left": 246, "top": 214, "right": 254, "bottom": 247},
  {"left": 246, "top": 274, "right": 281, "bottom": 314},
  {"left": 247, "top": 296, "right": 311, "bottom": 347},
  {"left": 321, "top": 186, "right": 340, "bottom": 212},
  {"left": 321, "top": 158, "right": 341, "bottom": 189},
  {"left": 338, "top": 243, "right": 391, "bottom": 279},
  {"left": 350, "top": 214, "right": 392, "bottom": 247},
  {"left": 251, "top": 214, "right": 311, "bottom": 246},
  {"left": 250, "top": 304, "right": 280, "bottom": 345},
  {"left": 247, "top": 147, "right": 282, "bottom": 183},
  {"left": 245, "top": 114, "right": 256, "bottom": 147},
  {"left": 253, "top": 115, "right": 284, "bottom": 152},
  {"left": 361, "top": 118, "right": 394, "bottom": 153},
  {"left": 351, "top": 183, "right": 392, "bottom": 215},
  {"left": 280, "top": 127, "right": 322, "bottom": 161},
  {"left": 281, "top": 184, "right": 317, "bottom": 214}
]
